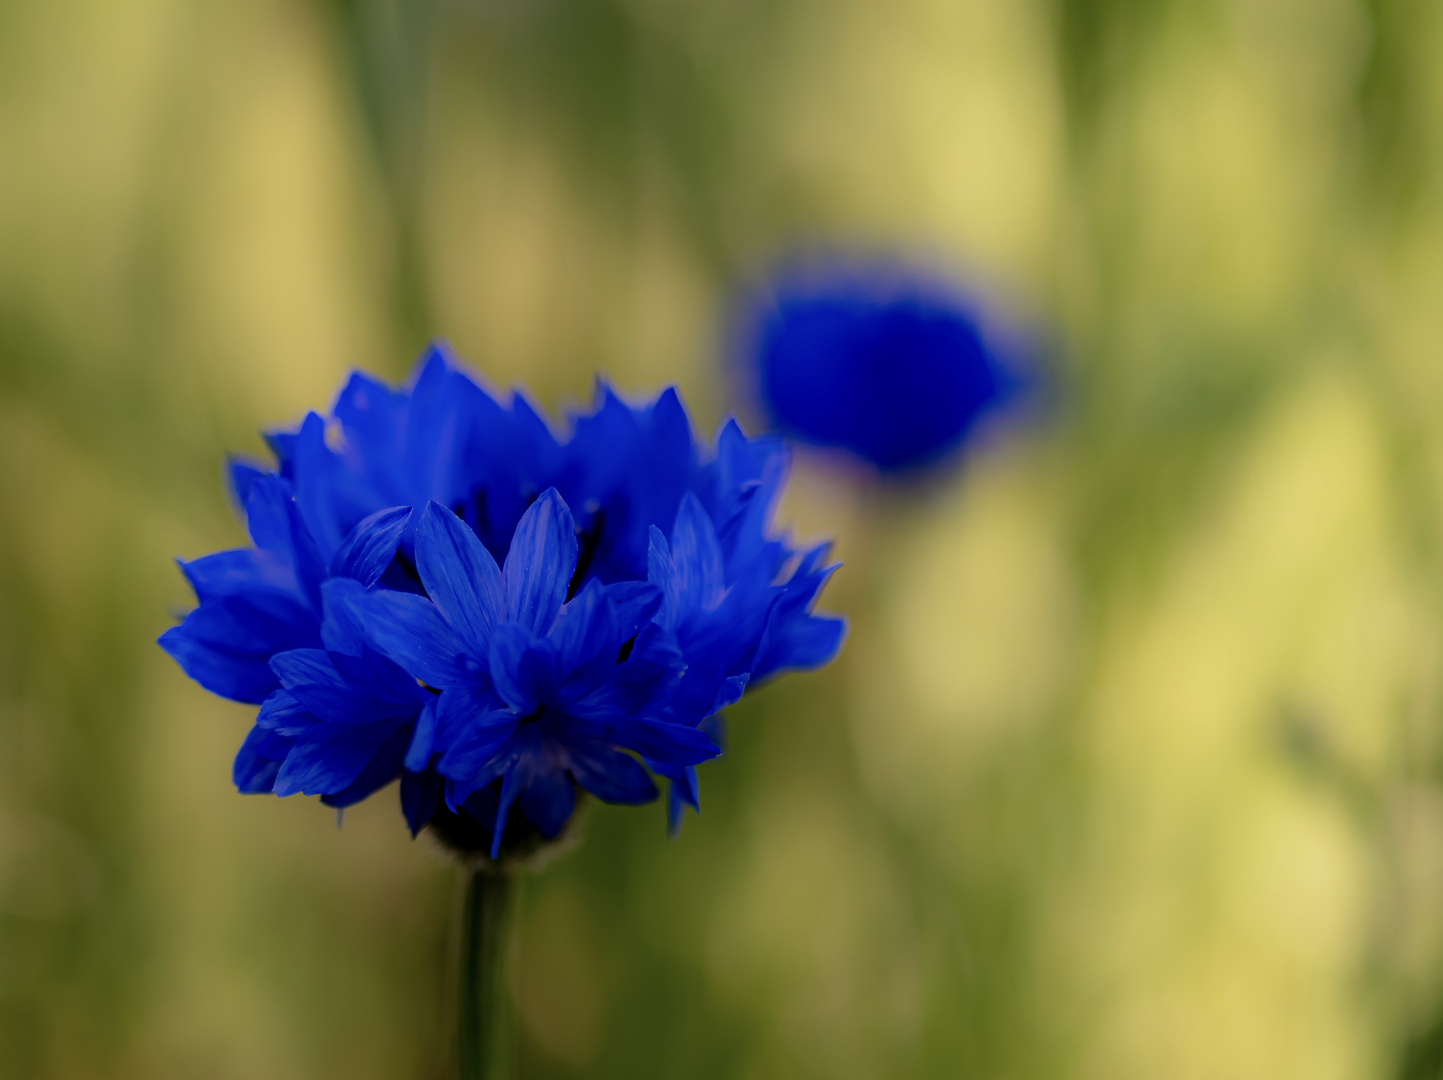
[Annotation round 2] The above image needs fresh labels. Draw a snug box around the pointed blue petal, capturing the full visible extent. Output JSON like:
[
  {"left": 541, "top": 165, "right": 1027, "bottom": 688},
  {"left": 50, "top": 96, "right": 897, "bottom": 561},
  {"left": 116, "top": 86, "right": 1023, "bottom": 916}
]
[
  {"left": 647, "top": 525, "right": 671, "bottom": 583},
  {"left": 415, "top": 502, "right": 504, "bottom": 655},
  {"left": 255, "top": 689, "right": 315, "bottom": 737},
  {"left": 431, "top": 681, "right": 506, "bottom": 753},
  {"left": 159, "top": 614, "right": 289, "bottom": 705},
  {"left": 549, "top": 579, "right": 618, "bottom": 693},
  {"left": 502, "top": 489, "right": 577, "bottom": 635},
  {"left": 488, "top": 625, "right": 561, "bottom": 714},
  {"left": 668, "top": 492, "right": 726, "bottom": 617},
  {"left": 519, "top": 769, "right": 575, "bottom": 839},
  {"left": 180, "top": 549, "right": 298, "bottom": 603},
  {"left": 284, "top": 499, "right": 328, "bottom": 613},
  {"left": 273, "top": 719, "right": 399, "bottom": 797},
  {"left": 490, "top": 763, "right": 525, "bottom": 859},
  {"left": 711, "top": 675, "right": 748, "bottom": 717},
  {"left": 244, "top": 474, "right": 293, "bottom": 552},
  {"left": 404, "top": 699, "right": 438, "bottom": 772},
  {"left": 604, "top": 579, "right": 663, "bottom": 640},
  {"left": 319, "top": 580, "right": 369, "bottom": 656},
  {"left": 699, "top": 711, "right": 729, "bottom": 754},
  {"left": 401, "top": 770, "right": 442, "bottom": 837},
  {"left": 661, "top": 765, "right": 700, "bottom": 836},
  {"left": 605, "top": 717, "right": 719, "bottom": 766},
  {"left": 325, "top": 578, "right": 473, "bottom": 689},
  {"left": 228, "top": 458, "right": 271, "bottom": 513},
  {"left": 567, "top": 745, "right": 657, "bottom": 805},
  {"left": 563, "top": 624, "right": 682, "bottom": 721},
  {"left": 444, "top": 730, "right": 521, "bottom": 807},
  {"left": 263, "top": 429, "right": 297, "bottom": 478},
  {"left": 330, "top": 506, "right": 412, "bottom": 586},
  {"left": 667, "top": 783, "right": 686, "bottom": 837},
  {"left": 325, "top": 642, "right": 428, "bottom": 702},
  {"left": 269, "top": 648, "right": 414, "bottom": 723},
  {"left": 752, "top": 613, "right": 848, "bottom": 682},
  {"left": 269, "top": 648, "right": 341, "bottom": 690},
  {"left": 319, "top": 723, "right": 412, "bottom": 808},
  {"left": 674, "top": 765, "right": 700, "bottom": 810},
  {"left": 234, "top": 724, "right": 286, "bottom": 793},
  {"left": 435, "top": 704, "right": 517, "bottom": 782}
]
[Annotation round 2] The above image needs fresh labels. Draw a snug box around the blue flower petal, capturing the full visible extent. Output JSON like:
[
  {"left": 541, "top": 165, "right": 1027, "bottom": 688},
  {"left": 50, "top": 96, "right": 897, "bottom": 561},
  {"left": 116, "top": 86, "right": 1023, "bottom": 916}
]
[
  {"left": 400, "top": 347, "right": 485, "bottom": 505},
  {"left": 520, "top": 768, "right": 575, "bottom": 839},
  {"left": 404, "top": 699, "right": 438, "bottom": 772},
  {"left": 269, "top": 647, "right": 342, "bottom": 689},
  {"left": 227, "top": 457, "right": 271, "bottom": 512},
  {"left": 159, "top": 596, "right": 319, "bottom": 704},
  {"left": 665, "top": 493, "right": 726, "bottom": 621},
  {"left": 319, "top": 580, "right": 369, "bottom": 656},
  {"left": 415, "top": 502, "right": 505, "bottom": 656},
  {"left": 435, "top": 696, "right": 517, "bottom": 782},
  {"left": 432, "top": 682, "right": 507, "bottom": 754},
  {"left": 329, "top": 649, "right": 431, "bottom": 708},
  {"left": 566, "top": 744, "right": 657, "bottom": 805},
  {"left": 490, "top": 755, "right": 528, "bottom": 858},
  {"left": 330, "top": 506, "right": 412, "bottom": 586},
  {"left": 326, "top": 578, "right": 473, "bottom": 690},
  {"left": 180, "top": 549, "right": 297, "bottom": 602},
  {"left": 663, "top": 765, "right": 700, "bottom": 836},
  {"left": 254, "top": 688, "right": 316, "bottom": 737},
  {"left": 487, "top": 625, "right": 562, "bottom": 714},
  {"left": 293, "top": 411, "right": 372, "bottom": 560},
  {"left": 270, "top": 649, "right": 391, "bottom": 724},
  {"left": 319, "top": 723, "right": 414, "bottom": 808},
  {"left": 605, "top": 717, "right": 719, "bottom": 766},
  {"left": 560, "top": 384, "right": 695, "bottom": 583},
  {"left": 549, "top": 580, "right": 620, "bottom": 695},
  {"left": 400, "top": 769, "right": 442, "bottom": 837},
  {"left": 562, "top": 623, "right": 682, "bottom": 721},
  {"left": 502, "top": 489, "right": 577, "bottom": 635},
  {"left": 240, "top": 475, "right": 328, "bottom": 610},
  {"left": 603, "top": 580, "right": 663, "bottom": 640},
  {"left": 234, "top": 723, "right": 287, "bottom": 793},
  {"left": 263, "top": 430, "right": 297, "bottom": 478},
  {"left": 244, "top": 474, "right": 294, "bottom": 553},
  {"left": 753, "top": 612, "right": 848, "bottom": 682},
  {"left": 273, "top": 718, "right": 403, "bottom": 797}
]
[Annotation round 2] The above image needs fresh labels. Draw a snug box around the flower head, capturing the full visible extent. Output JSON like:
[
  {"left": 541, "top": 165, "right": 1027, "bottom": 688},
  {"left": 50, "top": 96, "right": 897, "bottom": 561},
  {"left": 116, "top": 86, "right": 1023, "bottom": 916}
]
[
  {"left": 740, "top": 261, "right": 1022, "bottom": 472},
  {"left": 341, "top": 493, "right": 719, "bottom": 857},
  {"left": 161, "top": 348, "right": 846, "bottom": 857}
]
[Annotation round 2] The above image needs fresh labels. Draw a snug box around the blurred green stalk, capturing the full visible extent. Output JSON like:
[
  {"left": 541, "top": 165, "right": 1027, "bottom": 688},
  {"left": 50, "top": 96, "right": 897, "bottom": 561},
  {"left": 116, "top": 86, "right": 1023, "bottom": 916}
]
[{"left": 457, "top": 869, "right": 515, "bottom": 1080}]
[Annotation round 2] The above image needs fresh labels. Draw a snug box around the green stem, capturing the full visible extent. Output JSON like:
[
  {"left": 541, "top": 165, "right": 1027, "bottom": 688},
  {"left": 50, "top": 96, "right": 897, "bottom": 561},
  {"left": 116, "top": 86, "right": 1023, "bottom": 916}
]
[{"left": 458, "top": 867, "right": 515, "bottom": 1080}]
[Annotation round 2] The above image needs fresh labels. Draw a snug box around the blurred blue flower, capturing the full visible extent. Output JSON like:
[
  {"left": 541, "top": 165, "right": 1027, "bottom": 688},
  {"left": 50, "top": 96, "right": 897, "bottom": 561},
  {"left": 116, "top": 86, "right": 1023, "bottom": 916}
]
[
  {"left": 742, "top": 263, "right": 1022, "bottom": 472},
  {"left": 161, "top": 348, "right": 846, "bottom": 854}
]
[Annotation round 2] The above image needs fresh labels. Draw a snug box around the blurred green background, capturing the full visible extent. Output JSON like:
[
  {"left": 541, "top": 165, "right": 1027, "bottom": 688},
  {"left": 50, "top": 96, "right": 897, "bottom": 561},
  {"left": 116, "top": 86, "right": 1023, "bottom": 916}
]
[{"left": 5, "top": 0, "right": 1443, "bottom": 1076}]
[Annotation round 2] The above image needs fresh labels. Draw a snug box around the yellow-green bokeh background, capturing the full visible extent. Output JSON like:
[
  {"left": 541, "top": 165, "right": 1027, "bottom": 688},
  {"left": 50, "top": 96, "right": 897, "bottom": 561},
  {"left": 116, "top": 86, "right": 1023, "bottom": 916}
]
[{"left": 5, "top": 0, "right": 1443, "bottom": 1077}]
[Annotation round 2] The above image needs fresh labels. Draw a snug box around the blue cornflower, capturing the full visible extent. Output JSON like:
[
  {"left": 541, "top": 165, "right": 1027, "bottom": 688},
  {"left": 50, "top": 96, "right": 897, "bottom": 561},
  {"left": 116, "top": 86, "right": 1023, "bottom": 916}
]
[
  {"left": 161, "top": 349, "right": 846, "bottom": 854},
  {"left": 741, "top": 262, "right": 1021, "bottom": 472},
  {"left": 341, "top": 492, "right": 720, "bottom": 857}
]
